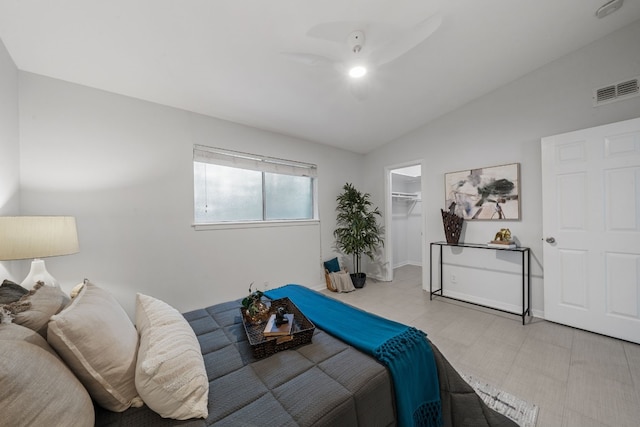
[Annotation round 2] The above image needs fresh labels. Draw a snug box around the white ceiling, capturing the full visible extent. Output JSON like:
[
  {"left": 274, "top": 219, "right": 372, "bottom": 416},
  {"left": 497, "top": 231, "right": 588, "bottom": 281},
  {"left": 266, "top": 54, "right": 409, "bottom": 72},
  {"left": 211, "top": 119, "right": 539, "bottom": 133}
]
[{"left": 1, "top": 1, "right": 639, "bottom": 154}]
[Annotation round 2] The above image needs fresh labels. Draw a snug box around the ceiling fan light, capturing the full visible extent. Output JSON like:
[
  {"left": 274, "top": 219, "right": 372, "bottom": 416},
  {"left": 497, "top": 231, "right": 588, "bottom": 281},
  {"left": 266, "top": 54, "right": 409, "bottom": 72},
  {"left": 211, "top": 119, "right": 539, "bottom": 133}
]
[{"left": 348, "top": 66, "right": 367, "bottom": 78}]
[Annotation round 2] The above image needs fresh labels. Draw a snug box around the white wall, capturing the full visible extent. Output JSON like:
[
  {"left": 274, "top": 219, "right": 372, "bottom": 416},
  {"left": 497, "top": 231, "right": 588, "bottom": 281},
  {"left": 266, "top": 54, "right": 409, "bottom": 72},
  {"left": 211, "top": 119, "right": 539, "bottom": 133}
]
[
  {"left": 17, "top": 73, "right": 363, "bottom": 317},
  {"left": 364, "top": 20, "right": 640, "bottom": 317},
  {"left": 7, "top": 20, "right": 640, "bottom": 319},
  {"left": 0, "top": 38, "right": 20, "bottom": 279}
]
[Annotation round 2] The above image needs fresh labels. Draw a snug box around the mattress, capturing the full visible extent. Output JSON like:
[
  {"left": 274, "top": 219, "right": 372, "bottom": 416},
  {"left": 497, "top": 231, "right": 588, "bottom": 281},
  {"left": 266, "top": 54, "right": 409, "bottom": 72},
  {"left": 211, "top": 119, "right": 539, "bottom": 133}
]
[
  {"left": 95, "top": 299, "right": 396, "bottom": 426},
  {"left": 95, "top": 297, "right": 516, "bottom": 427}
]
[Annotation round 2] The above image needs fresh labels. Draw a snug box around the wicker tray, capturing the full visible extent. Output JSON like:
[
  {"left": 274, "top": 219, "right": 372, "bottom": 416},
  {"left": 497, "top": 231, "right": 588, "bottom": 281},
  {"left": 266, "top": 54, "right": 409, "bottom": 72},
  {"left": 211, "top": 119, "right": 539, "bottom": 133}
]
[{"left": 241, "top": 297, "right": 315, "bottom": 359}]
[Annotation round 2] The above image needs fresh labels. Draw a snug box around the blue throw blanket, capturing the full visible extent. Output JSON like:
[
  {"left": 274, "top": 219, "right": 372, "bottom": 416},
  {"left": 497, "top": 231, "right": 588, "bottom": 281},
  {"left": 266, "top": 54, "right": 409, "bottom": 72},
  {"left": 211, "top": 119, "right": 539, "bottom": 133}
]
[{"left": 265, "top": 284, "right": 442, "bottom": 427}]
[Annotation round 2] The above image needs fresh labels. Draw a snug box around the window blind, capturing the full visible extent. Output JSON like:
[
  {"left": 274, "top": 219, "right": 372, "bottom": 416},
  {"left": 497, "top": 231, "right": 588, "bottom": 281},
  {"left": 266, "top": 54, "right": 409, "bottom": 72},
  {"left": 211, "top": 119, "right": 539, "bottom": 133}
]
[{"left": 194, "top": 145, "right": 317, "bottom": 178}]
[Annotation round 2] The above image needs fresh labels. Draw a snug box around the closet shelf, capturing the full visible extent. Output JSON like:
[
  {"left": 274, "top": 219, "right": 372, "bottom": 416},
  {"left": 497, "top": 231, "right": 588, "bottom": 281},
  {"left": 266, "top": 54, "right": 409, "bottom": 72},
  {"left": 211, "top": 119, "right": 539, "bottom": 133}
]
[{"left": 392, "top": 191, "right": 421, "bottom": 216}]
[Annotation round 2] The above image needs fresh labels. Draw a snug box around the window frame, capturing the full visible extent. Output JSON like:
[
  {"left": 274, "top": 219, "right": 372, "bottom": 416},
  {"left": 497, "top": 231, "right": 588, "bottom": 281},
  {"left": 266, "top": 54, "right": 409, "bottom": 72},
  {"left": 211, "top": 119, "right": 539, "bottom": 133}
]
[{"left": 192, "top": 145, "right": 318, "bottom": 229}]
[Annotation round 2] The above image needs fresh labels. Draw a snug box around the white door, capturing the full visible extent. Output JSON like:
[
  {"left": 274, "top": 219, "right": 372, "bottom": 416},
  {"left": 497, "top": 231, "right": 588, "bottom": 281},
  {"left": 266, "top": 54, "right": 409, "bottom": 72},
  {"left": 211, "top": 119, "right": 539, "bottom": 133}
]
[{"left": 541, "top": 117, "right": 640, "bottom": 344}]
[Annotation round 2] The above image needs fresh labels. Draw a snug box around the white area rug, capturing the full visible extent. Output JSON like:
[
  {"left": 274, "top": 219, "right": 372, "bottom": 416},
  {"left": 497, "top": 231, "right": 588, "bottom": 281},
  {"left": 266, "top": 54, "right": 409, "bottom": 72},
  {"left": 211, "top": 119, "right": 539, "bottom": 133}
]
[{"left": 462, "top": 374, "right": 539, "bottom": 427}]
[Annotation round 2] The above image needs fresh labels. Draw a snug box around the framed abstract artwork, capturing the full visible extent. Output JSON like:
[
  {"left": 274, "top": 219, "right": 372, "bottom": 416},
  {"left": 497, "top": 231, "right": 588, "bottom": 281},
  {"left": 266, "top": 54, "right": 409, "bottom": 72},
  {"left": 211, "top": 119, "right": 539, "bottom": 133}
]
[{"left": 444, "top": 163, "right": 520, "bottom": 220}]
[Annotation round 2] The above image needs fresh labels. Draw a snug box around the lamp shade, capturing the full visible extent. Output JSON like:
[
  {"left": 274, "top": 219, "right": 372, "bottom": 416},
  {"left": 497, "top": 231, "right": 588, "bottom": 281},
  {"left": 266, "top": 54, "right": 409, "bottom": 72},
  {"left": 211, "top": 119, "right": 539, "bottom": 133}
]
[{"left": 0, "top": 216, "right": 79, "bottom": 261}]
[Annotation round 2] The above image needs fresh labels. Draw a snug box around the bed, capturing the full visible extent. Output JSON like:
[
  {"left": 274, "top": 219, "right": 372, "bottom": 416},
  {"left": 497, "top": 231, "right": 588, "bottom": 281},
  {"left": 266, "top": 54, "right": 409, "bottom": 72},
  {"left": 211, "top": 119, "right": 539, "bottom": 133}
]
[{"left": 0, "top": 280, "right": 516, "bottom": 427}]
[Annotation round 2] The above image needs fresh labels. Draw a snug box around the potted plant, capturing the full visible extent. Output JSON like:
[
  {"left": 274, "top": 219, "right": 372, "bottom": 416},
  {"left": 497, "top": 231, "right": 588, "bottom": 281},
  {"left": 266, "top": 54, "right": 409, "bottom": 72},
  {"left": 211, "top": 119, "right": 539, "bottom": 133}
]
[
  {"left": 241, "top": 282, "right": 269, "bottom": 324},
  {"left": 333, "top": 183, "right": 384, "bottom": 288}
]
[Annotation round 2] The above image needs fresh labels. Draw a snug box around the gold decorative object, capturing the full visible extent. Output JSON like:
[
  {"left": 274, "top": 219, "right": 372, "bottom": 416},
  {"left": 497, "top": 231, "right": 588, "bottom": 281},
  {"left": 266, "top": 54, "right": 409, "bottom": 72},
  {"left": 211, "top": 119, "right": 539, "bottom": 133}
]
[{"left": 493, "top": 228, "right": 512, "bottom": 242}]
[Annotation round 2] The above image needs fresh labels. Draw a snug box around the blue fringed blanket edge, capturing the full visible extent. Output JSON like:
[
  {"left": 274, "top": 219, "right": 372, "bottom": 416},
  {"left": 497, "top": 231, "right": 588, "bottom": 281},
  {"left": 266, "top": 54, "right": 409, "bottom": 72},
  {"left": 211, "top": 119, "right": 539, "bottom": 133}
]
[{"left": 265, "top": 284, "right": 442, "bottom": 427}]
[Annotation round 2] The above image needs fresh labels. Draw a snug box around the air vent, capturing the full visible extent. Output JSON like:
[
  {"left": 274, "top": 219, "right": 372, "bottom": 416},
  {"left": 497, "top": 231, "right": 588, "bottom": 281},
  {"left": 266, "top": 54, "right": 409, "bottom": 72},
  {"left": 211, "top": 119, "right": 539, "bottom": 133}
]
[
  {"left": 617, "top": 79, "right": 639, "bottom": 97},
  {"left": 596, "top": 85, "right": 617, "bottom": 102},
  {"left": 594, "top": 76, "right": 640, "bottom": 106}
]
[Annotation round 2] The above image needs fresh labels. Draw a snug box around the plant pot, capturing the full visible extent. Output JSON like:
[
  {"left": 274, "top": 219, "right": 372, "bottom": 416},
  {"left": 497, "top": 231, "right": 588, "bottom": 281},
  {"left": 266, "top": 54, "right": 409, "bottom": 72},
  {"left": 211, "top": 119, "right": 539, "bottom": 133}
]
[
  {"left": 243, "top": 300, "right": 270, "bottom": 325},
  {"left": 350, "top": 273, "right": 366, "bottom": 288}
]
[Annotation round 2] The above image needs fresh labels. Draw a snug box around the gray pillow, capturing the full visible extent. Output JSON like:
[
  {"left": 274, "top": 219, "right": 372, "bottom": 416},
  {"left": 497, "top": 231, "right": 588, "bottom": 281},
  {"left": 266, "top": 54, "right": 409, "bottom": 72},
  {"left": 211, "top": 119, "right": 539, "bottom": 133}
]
[
  {"left": 2, "top": 282, "right": 70, "bottom": 337},
  {"left": 0, "top": 323, "right": 94, "bottom": 427},
  {"left": 0, "top": 280, "right": 28, "bottom": 304}
]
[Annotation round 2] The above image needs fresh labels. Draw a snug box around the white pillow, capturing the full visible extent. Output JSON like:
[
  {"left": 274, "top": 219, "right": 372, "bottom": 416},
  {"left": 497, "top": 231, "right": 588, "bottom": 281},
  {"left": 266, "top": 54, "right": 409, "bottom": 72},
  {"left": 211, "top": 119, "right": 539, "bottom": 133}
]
[
  {"left": 47, "top": 282, "right": 143, "bottom": 412},
  {"left": 135, "top": 293, "right": 209, "bottom": 420}
]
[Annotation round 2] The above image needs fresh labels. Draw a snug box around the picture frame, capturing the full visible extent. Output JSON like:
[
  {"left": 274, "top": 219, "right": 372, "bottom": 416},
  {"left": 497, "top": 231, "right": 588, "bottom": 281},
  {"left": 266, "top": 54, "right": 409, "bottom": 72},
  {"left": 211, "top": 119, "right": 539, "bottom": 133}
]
[{"left": 444, "top": 163, "right": 520, "bottom": 220}]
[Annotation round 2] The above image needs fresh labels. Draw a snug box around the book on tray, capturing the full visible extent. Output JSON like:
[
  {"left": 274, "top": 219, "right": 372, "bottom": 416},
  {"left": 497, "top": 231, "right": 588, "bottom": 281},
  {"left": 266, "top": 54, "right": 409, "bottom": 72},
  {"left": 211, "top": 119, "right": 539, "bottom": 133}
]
[{"left": 263, "top": 313, "right": 294, "bottom": 337}]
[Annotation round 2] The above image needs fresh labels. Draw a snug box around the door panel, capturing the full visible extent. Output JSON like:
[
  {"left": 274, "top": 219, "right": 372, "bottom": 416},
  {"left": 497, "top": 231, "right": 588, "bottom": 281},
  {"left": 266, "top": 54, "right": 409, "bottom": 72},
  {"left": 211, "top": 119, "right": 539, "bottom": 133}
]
[
  {"left": 605, "top": 168, "right": 638, "bottom": 231},
  {"left": 605, "top": 252, "right": 639, "bottom": 319},
  {"left": 559, "top": 249, "right": 588, "bottom": 308},
  {"left": 557, "top": 173, "right": 587, "bottom": 230},
  {"left": 604, "top": 132, "right": 640, "bottom": 157},
  {"left": 542, "top": 117, "right": 640, "bottom": 344}
]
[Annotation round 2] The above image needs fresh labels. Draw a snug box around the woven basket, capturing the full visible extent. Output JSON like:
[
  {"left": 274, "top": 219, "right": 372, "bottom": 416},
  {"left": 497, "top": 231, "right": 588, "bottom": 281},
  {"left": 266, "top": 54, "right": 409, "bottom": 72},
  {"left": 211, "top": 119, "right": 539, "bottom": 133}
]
[
  {"left": 325, "top": 267, "right": 348, "bottom": 292},
  {"left": 441, "top": 210, "right": 464, "bottom": 244},
  {"left": 241, "top": 297, "right": 315, "bottom": 359},
  {"left": 325, "top": 269, "right": 337, "bottom": 292}
]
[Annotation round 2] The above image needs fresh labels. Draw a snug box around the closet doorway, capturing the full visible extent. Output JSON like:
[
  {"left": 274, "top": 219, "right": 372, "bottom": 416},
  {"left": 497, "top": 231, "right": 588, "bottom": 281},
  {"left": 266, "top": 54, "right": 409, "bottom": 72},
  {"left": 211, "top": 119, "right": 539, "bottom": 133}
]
[{"left": 385, "top": 163, "right": 423, "bottom": 282}]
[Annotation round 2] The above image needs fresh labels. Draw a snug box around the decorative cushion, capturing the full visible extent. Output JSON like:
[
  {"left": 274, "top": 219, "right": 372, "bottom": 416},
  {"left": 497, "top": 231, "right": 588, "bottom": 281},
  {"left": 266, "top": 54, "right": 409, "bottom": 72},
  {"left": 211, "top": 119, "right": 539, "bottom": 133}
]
[
  {"left": 0, "top": 323, "right": 94, "bottom": 427},
  {"left": 70, "top": 280, "right": 87, "bottom": 299},
  {"left": 0, "top": 307, "right": 13, "bottom": 324},
  {"left": 1, "top": 281, "right": 70, "bottom": 337},
  {"left": 47, "top": 282, "right": 143, "bottom": 412},
  {"left": 135, "top": 293, "right": 209, "bottom": 420},
  {"left": 324, "top": 257, "right": 341, "bottom": 273},
  {"left": 0, "top": 280, "right": 28, "bottom": 304}
]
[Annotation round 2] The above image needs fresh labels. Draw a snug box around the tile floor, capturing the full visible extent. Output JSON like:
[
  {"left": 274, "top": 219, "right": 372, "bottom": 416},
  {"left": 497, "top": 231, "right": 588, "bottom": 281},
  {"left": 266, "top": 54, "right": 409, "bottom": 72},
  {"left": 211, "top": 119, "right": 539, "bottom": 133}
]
[{"left": 321, "top": 265, "right": 640, "bottom": 427}]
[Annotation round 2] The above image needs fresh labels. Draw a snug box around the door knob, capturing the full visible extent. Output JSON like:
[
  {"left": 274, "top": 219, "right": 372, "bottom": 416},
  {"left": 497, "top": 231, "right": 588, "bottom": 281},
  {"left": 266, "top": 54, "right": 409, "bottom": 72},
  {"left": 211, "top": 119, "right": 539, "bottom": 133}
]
[{"left": 545, "top": 237, "right": 556, "bottom": 244}]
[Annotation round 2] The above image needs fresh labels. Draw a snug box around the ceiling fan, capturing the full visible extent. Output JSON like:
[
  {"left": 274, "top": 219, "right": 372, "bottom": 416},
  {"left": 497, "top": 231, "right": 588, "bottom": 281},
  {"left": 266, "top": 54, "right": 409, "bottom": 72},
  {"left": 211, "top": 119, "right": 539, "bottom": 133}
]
[{"left": 282, "top": 12, "right": 443, "bottom": 99}]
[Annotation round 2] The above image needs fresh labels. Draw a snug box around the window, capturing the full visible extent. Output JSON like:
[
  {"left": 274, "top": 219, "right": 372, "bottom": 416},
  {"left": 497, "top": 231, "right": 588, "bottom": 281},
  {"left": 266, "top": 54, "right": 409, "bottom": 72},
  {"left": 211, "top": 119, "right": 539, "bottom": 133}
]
[{"left": 193, "top": 145, "right": 317, "bottom": 224}]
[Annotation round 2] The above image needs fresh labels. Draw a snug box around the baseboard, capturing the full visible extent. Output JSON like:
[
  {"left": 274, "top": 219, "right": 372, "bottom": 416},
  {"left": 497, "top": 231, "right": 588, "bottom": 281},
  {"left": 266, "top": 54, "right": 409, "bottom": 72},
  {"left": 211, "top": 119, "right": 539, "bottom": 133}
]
[
  {"left": 393, "top": 261, "right": 422, "bottom": 269},
  {"left": 315, "top": 279, "right": 544, "bottom": 319},
  {"left": 432, "top": 289, "right": 525, "bottom": 316}
]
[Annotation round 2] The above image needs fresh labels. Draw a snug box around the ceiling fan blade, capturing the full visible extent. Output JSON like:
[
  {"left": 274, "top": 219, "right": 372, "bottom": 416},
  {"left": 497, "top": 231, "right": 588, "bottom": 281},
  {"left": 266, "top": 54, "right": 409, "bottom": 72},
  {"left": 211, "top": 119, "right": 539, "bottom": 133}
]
[
  {"left": 371, "top": 12, "right": 443, "bottom": 67},
  {"left": 280, "top": 52, "right": 336, "bottom": 67}
]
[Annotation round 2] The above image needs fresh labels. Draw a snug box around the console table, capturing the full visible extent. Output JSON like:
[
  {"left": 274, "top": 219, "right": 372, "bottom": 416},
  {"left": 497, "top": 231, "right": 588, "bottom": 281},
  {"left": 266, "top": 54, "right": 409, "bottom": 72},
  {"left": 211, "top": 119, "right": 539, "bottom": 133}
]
[{"left": 429, "top": 241, "right": 531, "bottom": 324}]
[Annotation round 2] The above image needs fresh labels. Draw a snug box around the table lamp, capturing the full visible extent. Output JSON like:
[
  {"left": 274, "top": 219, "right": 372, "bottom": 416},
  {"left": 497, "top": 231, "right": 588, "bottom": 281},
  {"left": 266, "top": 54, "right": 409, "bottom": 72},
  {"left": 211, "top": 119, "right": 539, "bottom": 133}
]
[{"left": 0, "top": 216, "right": 79, "bottom": 289}]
